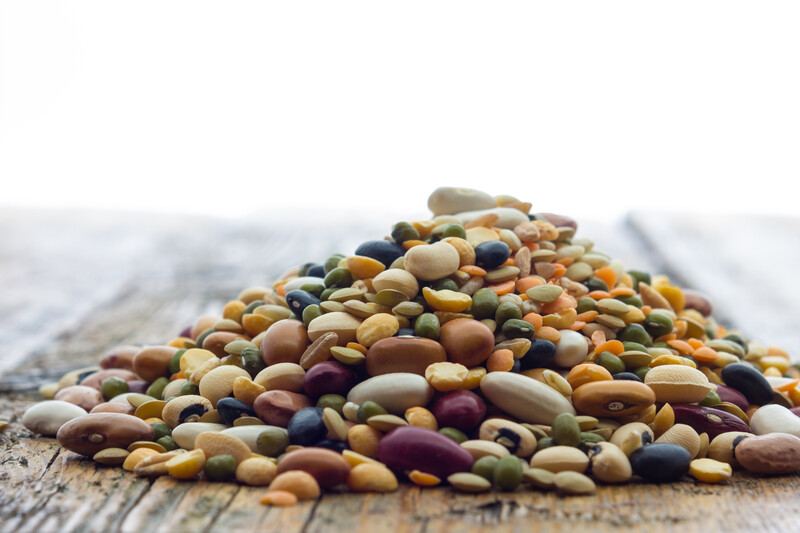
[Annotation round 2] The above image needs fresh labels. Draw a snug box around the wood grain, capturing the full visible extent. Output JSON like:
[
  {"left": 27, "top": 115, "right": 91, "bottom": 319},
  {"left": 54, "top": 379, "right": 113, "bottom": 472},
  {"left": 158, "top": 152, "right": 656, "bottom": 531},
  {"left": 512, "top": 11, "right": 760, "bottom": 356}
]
[{"left": 1, "top": 208, "right": 798, "bottom": 532}]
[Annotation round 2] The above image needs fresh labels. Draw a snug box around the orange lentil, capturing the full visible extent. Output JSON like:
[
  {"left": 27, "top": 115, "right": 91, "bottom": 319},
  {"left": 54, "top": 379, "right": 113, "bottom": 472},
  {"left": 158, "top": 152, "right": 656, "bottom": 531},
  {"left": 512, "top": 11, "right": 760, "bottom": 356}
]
[
  {"left": 609, "top": 287, "right": 635, "bottom": 298},
  {"left": 667, "top": 339, "right": 694, "bottom": 355},
  {"left": 590, "top": 330, "right": 607, "bottom": 347},
  {"left": 460, "top": 265, "right": 487, "bottom": 277},
  {"left": 691, "top": 346, "right": 718, "bottom": 364},
  {"left": 525, "top": 242, "right": 540, "bottom": 251},
  {"left": 569, "top": 321, "right": 586, "bottom": 331},
  {"left": 768, "top": 346, "right": 790, "bottom": 357},
  {"left": 347, "top": 342, "right": 368, "bottom": 355},
  {"left": 486, "top": 349, "right": 514, "bottom": 372},
  {"left": 788, "top": 387, "right": 800, "bottom": 406},
  {"left": 503, "top": 257, "right": 516, "bottom": 266},
  {"left": 593, "top": 340, "right": 625, "bottom": 356},
  {"left": 523, "top": 313, "right": 543, "bottom": 329},
  {"left": 674, "top": 320, "right": 688, "bottom": 338},
  {"left": 776, "top": 379, "right": 800, "bottom": 393},
  {"left": 516, "top": 276, "right": 544, "bottom": 293},
  {"left": 594, "top": 266, "right": 617, "bottom": 289},
  {"left": 260, "top": 490, "right": 298, "bottom": 507},
  {"left": 275, "top": 284, "right": 287, "bottom": 297},
  {"left": 408, "top": 470, "right": 441, "bottom": 487},
  {"left": 556, "top": 257, "right": 575, "bottom": 267},
  {"left": 535, "top": 326, "right": 561, "bottom": 343},
  {"left": 588, "top": 290, "right": 612, "bottom": 300},
  {"left": 549, "top": 264, "right": 567, "bottom": 278},
  {"left": 488, "top": 281, "right": 516, "bottom": 295},
  {"left": 402, "top": 239, "right": 427, "bottom": 250},
  {"left": 687, "top": 338, "right": 705, "bottom": 350},
  {"left": 576, "top": 311, "right": 598, "bottom": 323}
]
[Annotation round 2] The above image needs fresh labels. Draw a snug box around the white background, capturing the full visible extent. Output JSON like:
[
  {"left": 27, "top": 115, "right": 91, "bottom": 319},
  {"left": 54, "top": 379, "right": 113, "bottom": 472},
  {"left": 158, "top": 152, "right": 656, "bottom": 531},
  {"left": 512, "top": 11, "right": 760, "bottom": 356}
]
[{"left": 1, "top": 1, "right": 799, "bottom": 220}]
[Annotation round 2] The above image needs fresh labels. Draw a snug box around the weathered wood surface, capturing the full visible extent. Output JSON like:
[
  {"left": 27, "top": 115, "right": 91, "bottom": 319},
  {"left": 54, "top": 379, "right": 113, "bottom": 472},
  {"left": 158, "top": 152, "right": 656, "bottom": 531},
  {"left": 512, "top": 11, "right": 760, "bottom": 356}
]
[{"left": 1, "top": 208, "right": 798, "bottom": 533}]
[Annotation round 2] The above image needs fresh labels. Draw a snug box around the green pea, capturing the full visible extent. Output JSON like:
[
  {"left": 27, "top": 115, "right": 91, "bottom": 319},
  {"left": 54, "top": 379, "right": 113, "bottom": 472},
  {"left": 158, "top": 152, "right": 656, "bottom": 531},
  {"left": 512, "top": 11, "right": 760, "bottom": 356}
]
[
  {"left": 180, "top": 382, "right": 199, "bottom": 396},
  {"left": 536, "top": 437, "right": 555, "bottom": 451},
  {"left": 302, "top": 304, "right": 322, "bottom": 326},
  {"left": 414, "top": 313, "right": 440, "bottom": 340},
  {"left": 700, "top": 390, "right": 721, "bottom": 407},
  {"left": 439, "top": 224, "right": 466, "bottom": 239},
  {"left": 150, "top": 422, "right": 171, "bottom": 441},
  {"left": 501, "top": 318, "right": 534, "bottom": 339},
  {"left": 724, "top": 333, "right": 747, "bottom": 349},
  {"left": 256, "top": 428, "right": 289, "bottom": 457},
  {"left": 205, "top": 454, "right": 236, "bottom": 481},
  {"left": 619, "top": 324, "right": 653, "bottom": 346},
  {"left": 357, "top": 401, "right": 388, "bottom": 423},
  {"left": 157, "top": 436, "right": 178, "bottom": 451},
  {"left": 495, "top": 301, "right": 522, "bottom": 327},
  {"left": 552, "top": 413, "right": 581, "bottom": 447},
  {"left": 194, "top": 328, "right": 215, "bottom": 350},
  {"left": 596, "top": 352, "right": 625, "bottom": 374},
  {"left": 319, "top": 288, "right": 337, "bottom": 301},
  {"left": 644, "top": 312, "right": 674, "bottom": 338},
  {"left": 493, "top": 455, "right": 523, "bottom": 491},
  {"left": 634, "top": 366, "right": 650, "bottom": 380},
  {"left": 316, "top": 394, "right": 346, "bottom": 413},
  {"left": 576, "top": 297, "right": 597, "bottom": 314},
  {"left": 431, "top": 278, "right": 459, "bottom": 291},
  {"left": 439, "top": 427, "right": 468, "bottom": 444},
  {"left": 471, "top": 288, "right": 499, "bottom": 320},
  {"left": 100, "top": 377, "right": 129, "bottom": 400},
  {"left": 627, "top": 270, "right": 651, "bottom": 291},
  {"left": 324, "top": 254, "right": 346, "bottom": 274},
  {"left": 241, "top": 347, "right": 266, "bottom": 375},
  {"left": 391, "top": 222, "right": 420, "bottom": 243},
  {"left": 471, "top": 455, "right": 499, "bottom": 481},
  {"left": 146, "top": 377, "right": 169, "bottom": 399},
  {"left": 168, "top": 349, "right": 186, "bottom": 375}
]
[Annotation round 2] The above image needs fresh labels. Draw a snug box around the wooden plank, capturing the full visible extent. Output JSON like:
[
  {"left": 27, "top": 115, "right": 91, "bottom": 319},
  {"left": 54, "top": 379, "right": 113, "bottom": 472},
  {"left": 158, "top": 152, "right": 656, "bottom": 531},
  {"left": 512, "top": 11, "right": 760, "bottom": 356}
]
[
  {"left": 627, "top": 212, "right": 800, "bottom": 358},
  {"left": 208, "top": 487, "right": 318, "bottom": 533}
]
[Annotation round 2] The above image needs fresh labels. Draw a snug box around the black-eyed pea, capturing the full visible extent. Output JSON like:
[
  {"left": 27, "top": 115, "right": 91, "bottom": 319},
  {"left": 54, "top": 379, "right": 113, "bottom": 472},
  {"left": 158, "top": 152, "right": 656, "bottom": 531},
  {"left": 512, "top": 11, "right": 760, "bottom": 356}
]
[
  {"left": 587, "top": 442, "right": 632, "bottom": 483},
  {"left": 478, "top": 418, "right": 537, "bottom": 458},
  {"left": 707, "top": 431, "right": 754, "bottom": 465}
]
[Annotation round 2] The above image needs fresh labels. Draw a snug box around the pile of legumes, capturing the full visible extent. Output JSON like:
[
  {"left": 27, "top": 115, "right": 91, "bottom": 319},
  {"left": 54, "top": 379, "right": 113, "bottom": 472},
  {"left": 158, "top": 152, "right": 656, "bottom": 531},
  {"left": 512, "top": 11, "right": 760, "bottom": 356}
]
[{"left": 23, "top": 187, "right": 800, "bottom": 504}]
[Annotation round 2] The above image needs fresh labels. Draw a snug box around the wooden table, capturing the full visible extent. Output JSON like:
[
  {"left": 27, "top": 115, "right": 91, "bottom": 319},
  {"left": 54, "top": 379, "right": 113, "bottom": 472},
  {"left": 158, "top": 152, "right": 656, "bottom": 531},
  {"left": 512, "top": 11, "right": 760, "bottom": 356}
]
[{"left": 1, "top": 208, "right": 798, "bottom": 532}]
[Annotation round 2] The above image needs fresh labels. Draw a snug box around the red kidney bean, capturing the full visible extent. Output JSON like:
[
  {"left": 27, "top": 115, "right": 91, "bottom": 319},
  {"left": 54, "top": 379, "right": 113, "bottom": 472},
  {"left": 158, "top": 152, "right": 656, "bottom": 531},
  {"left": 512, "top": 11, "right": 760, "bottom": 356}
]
[
  {"left": 672, "top": 404, "right": 750, "bottom": 439},
  {"left": 720, "top": 363, "right": 773, "bottom": 405},
  {"left": 377, "top": 426, "right": 474, "bottom": 478},
  {"left": 430, "top": 390, "right": 487, "bottom": 432},
  {"left": 303, "top": 361, "right": 357, "bottom": 399}
]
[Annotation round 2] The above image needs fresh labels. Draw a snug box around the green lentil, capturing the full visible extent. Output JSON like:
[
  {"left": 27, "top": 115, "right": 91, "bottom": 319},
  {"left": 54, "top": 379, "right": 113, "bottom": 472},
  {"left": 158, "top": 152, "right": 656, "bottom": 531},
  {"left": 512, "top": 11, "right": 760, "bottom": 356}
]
[
  {"left": 495, "top": 301, "right": 522, "bottom": 327},
  {"left": 299, "top": 283, "right": 325, "bottom": 298},
  {"left": 552, "top": 413, "right": 581, "bottom": 447},
  {"left": 204, "top": 454, "right": 237, "bottom": 481},
  {"left": 447, "top": 472, "right": 492, "bottom": 493},
  {"left": 242, "top": 300, "right": 264, "bottom": 315},
  {"left": 579, "top": 431, "right": 605, "bottom": 445},
  {"left": 146, "top": 377, "right": 169, "bottom": 399},
  {"left": 256, "top": 427, "right": 289, "bottom": 457},
  {"left": 194, "top": 328, "right": 215, "bottom": 350},
  {"left": 471, "top": 455, "right": 499, "bottom": 481},
  {"left": 536, "top": 437, "right": 555, "bottom": 451},
  {"left": 576, "top": 297, "right": 597, "bottom": 313},
  {"left": 241, "top": 347, "right": 266, "bottom": 375},
  {"left": 645, "top": 312, "right": 674, "bottom": 338},
  {"left": 470, "top": 288, "right": 499, "bottom": 320},
  {"left": 391, "top": 222, "right": 420, "bottom": 243},
  {"left": 324, "top": 254, "right": 346, "bottom": 274},
  {"left": 618, "top": 294, "right": 643, "bottom": 308},
  {"left": 584, "top": 277, "right": 609, "bottom": 292},
  {"left": 302, "top": 304, "right": 322, "bottom": 326},
  {"left": 493, "top": 455, "right": 523, "bottom": 491},
  {"left": 596, "top": 352, "right": 625, "bottom": 374},
  {"left": 633, "top": 366, "right": 650, "bottom": 380},
  {"left": 357, "top": 401, "right": 388, "bottom": 423},
  {"left": 316, "top": 394, "right": 347, "bottom": 414},
  {"left": 523, "top": 467, "right": 556, "bottom": 490},
  {"left": 101, "top": 377, "right": 129, "bottom": 400},
  {"left": 700, "top": 390, "right": 722, "bottom": 407},
  {"left": 619, "top": 324, "right": 653, "bottom": 346},
  {"left": 431, "top": 278, "right": 459, "bottom": 292},
  {"left": 151, "top": 422, "right": 171, "bottom": 441},
  {"left": 627, "top": 270, "right": 651, "bottom": 291},
  {"left": 319, "top": 288, "right": 338, "bottom": 301},
  {"left": 157, "top": 436, "right": 178, "bottom": 451},
  {"left": 414, "top": 313, "right": 440, "bottom": 339},
  {"left": 179, "top": 382, "right": 200, "bottom": 396},
  {"left": 501, "top": 318, "right": 534, "bottom": 339},
  {"left": 324, "top": 267, "right": 353, "bottom": 289},
  {"left": 168, "top": 349, "right": 186, "bottom": 375},
  {"left": 439, "top": 427, "right": 468, "bottom": 444}
]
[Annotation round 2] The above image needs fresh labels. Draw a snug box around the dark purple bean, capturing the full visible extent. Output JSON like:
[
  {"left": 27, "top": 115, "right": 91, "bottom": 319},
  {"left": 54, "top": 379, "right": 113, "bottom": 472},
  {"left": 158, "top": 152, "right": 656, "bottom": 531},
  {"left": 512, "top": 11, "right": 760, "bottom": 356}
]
[
  {"left": 430, "top": 390, "right": 487, "bottom": 432},
  {"left": 377, "top": 426, "right": 474, "bottom": 478},
  {"left": 304, "top": 361, "right": 357, "bottom": 399},
  {"left": 715, "top": 384, "right": 749, "bottom": 411},
  {"left": 672, "top": 404, "right": 750, "bottom": 439}
]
